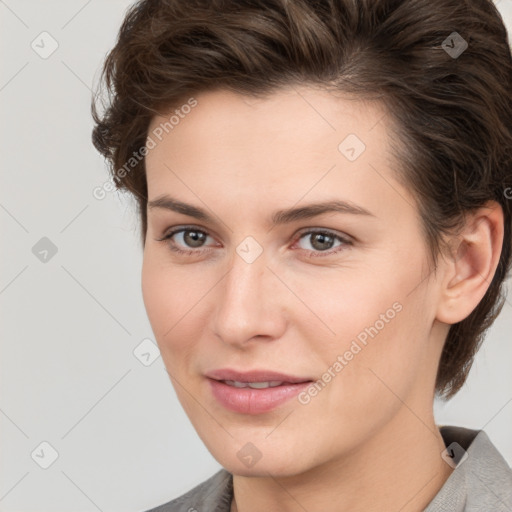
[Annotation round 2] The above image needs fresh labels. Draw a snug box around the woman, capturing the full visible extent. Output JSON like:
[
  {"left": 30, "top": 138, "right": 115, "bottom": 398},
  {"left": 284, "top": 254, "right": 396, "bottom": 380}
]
[{"left": 91, "top": 0, "right": 512, "bottom": 510}]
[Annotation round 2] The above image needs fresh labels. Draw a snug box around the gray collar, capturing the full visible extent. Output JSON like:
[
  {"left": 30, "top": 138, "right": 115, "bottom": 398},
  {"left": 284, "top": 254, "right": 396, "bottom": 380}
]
[{"left": 424, "top": 425, "right": 512, "bottom": 511}]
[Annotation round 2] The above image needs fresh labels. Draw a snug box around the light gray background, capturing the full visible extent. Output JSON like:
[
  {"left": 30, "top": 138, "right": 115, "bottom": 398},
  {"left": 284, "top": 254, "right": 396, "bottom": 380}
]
[{"left": 1, "top": 1, "right": 511, "bottom": 511}]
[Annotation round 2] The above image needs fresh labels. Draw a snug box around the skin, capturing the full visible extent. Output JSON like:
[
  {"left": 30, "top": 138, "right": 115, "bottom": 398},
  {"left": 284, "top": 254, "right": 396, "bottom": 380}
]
[{"left": 141, "top": 86, "right": 504, "bottom": 512}]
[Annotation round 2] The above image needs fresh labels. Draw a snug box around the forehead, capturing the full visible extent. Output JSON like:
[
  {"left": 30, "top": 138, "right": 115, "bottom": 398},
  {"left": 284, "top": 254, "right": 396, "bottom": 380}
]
[
  {"left": 146, "top": 86, "right": 387, "bottom": 176},
  {"left": 144, "top": 86, "right": 415, "bottom": 221},
  {"left": 147, "top": 86, "right": 388, "bottom": 148}
]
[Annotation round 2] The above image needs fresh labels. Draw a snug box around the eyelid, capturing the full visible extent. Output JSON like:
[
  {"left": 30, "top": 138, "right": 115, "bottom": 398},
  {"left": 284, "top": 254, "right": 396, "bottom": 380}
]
[
  {"left": 157, "top": 224, "right": 215, "bottom": 242},
  {"left": 294, "top": 227, "right": 352, "bottom": 242},
  {"left": 157, "top": 225, "right": 352, "bottom": 255},
  {"left": 156, "top": 225, "right": 218, "bottom": 248},
  {"left": 291, "top": 228, "right": 352, "bottom": 255},
  {"left": 157, "top": 225, "right": 351, "bottom": 241}
]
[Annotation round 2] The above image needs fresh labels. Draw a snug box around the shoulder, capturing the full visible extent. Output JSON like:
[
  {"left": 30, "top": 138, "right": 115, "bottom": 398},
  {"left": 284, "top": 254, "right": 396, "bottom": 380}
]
[
  {"left": 143, "top": 468, "right": 233, "bottom": 512},
  {"left": 425, "top": 425, "right": 512, "bottom": 511}
]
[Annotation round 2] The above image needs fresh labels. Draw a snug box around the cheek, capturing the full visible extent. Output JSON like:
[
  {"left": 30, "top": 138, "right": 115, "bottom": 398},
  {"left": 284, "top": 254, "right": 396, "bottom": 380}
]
[
  {"left": 297, "top": 299, "right": 428, "bottom": 449},
  {"left": 141, "top": 253, "right": 166, "bottom": 337},
  {"left": 310, "top": 256, "right": 431, "bottom": 401},
  {"left": 141, "top": 251, "right": 207, "bottom": 375},
  {"left": 141, "top": 252, "right": 186, "bottom": 345}
]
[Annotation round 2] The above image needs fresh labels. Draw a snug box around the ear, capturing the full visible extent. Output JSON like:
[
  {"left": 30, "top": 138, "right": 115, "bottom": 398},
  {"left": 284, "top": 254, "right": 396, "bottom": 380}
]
[{"left": 435, "top": 201, "right": 504, "bottom": 324}]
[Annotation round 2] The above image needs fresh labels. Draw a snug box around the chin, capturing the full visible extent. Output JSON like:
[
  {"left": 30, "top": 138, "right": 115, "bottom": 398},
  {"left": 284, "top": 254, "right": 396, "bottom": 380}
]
[
  {"left": 214, "top": 449, "right": 308, "bottom": 479},
  {"left": 226, "top": 462, "right": 298, "bottom": 478}
]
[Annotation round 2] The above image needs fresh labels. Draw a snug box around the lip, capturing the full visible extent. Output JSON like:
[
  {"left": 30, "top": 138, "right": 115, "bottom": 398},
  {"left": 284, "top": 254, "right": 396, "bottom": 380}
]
[
  {"left": 205, "top": 368, "right": 313, "bottom": 384},
  {"left": 205, "top": 368, "right": 314, "bottom": 415}
]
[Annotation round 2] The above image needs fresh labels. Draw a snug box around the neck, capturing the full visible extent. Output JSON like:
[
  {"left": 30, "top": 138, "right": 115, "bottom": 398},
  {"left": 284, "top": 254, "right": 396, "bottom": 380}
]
[{"left": 230, "top": 407, "right": 453, "bottom": 512}]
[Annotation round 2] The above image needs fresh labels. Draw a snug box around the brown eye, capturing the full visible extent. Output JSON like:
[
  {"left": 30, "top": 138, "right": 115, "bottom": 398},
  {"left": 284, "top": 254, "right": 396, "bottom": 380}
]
[
  {"left": 307, "top": 232, "right": 336, "bottom": 251},
  {"left": 181, "top": 229, "right": 207, "bottom": 248},
  {"left": 295, "top": 230, "right": 351, "bottom": 257},
  {"left": 158, "top": 227, "right": 215, "bottom": 255}
]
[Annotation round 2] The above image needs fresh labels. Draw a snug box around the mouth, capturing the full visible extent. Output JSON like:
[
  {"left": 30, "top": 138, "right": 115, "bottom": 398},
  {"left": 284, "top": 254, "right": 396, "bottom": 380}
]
[
  {"left": 205, "top": 368, "right": 314, "bottom": 384},
  {"left": 205, "top": 368, "right": 314, "bottom": 414},
  {"left": 221, "top": 380, "right": 300, "bottom": 389}
]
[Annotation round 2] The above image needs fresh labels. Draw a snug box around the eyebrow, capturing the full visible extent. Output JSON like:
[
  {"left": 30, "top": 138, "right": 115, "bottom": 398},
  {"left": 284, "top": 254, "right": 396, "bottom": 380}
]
[{"left": 147, "top": 195, "right": 375, "bottom": 226}]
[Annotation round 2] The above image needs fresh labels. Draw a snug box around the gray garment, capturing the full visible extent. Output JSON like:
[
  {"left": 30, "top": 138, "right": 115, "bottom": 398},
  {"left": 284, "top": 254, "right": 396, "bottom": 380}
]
[{"left": 145, "top": 426, "right": 512, "bottom": 511}]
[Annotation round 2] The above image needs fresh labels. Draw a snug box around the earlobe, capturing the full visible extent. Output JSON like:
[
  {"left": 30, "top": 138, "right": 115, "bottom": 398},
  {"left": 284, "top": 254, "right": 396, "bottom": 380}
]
[{"left": 435, "top": 201, "right": 504, "bottom": 325}]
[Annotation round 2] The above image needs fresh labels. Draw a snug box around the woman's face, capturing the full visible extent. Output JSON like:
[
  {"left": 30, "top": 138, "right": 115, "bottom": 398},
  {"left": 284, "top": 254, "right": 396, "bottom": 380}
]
[{"left": 142, "top": 86, "right": 448, "bottom": 476}]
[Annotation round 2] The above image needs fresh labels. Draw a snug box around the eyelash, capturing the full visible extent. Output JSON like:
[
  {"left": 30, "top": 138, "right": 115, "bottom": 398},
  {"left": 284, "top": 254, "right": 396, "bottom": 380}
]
[{"left": 155, "top": 225, "right": 352, "bottom": 258}]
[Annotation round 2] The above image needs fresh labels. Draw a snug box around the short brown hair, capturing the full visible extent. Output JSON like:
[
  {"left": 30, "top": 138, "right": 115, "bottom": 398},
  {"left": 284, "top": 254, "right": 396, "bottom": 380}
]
[{"left": 91, "top": 0, "right": 512, "bottom": 400}]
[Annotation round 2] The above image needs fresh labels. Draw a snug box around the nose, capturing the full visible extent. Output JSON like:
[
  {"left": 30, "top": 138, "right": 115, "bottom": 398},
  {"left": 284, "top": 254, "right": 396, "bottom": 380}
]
[{"left": 212, "top": 244, "right": 288, "bottom": 348}]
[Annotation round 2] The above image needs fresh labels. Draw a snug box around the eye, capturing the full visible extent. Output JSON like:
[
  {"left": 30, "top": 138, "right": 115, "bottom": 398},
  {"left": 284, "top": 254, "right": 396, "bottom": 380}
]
[
  {"left": 156, "top": 226, "right": 217, "bottom": 255},
  {"left": 293, "top": 229, "right": 351, "bottom": 257},
  {"left": 156, "top": 226, "right": 351, "bottom": 258}
]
